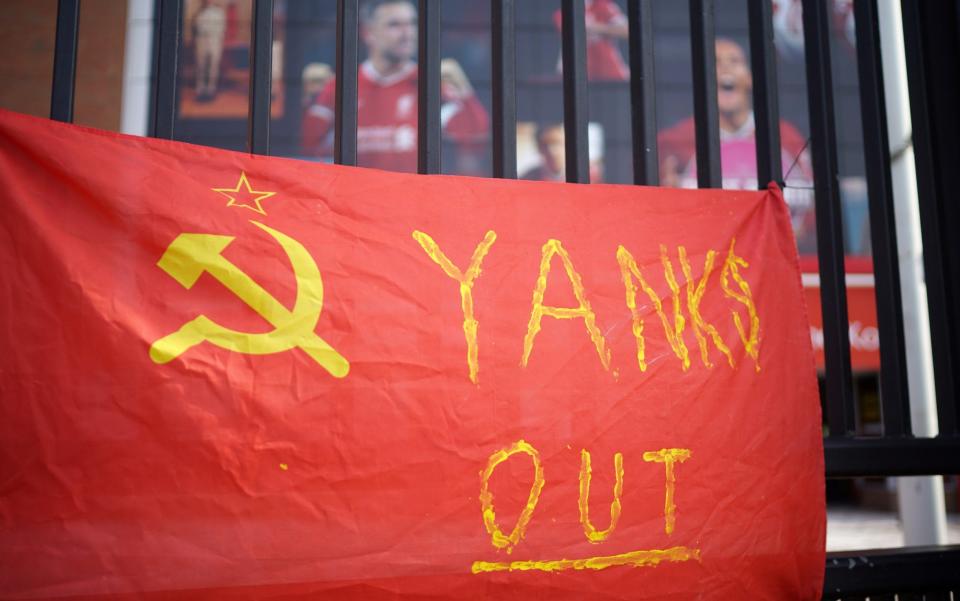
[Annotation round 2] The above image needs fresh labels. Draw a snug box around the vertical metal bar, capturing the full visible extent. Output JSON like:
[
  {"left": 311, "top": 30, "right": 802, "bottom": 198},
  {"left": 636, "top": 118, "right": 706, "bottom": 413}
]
[
  {"left": 747, "top": 0, "right": 782, "bottom": 187},
  {"left": 335, "top": 0, "right": 359, "bottom": 166},
  {"left": 281, "top": 0, "right": 309, "bottom": 140},
  {"left": 901, "top": 0, "right": 958, "bottom": 435},
  {"left": 688, "top": 0, "right": 722, "bottom": 188},
  {"left": 561, "top": 0, "right": 590, "bottom": 183},
  {"left": 853, "top": 0, "right": 911, "bottom": 437},
  {"left": 50, "top": 0, "right": 80, "bottom": 123},
  {"left": 146, "top": 0, "right": 163, "bottom": 137},
  {"left": 418, "top": 0, "right": 441, "bottom": 174},
  {"left": 802, "top": 0, "right": 855, "bottom": 436},
  {"left": 248, "top": 0, "right": 274, "bottom": 155},
  {"left": 627, "top": 0, "right": 658, "bottom": 186},
  {"left": 491, "top": 0, "right": 517, "bottom": 179},
  {"left": 152, "top": 0, "right": 182, "bottom": 139}
]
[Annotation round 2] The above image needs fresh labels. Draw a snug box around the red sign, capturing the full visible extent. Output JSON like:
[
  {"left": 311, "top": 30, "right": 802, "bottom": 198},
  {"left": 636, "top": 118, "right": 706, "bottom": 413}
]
[
  {"left": 800, "top": 257, "right": 881, "bottom": 372},
  {"left": 0, "top": 109, "right": 825, "bottom": 599}
]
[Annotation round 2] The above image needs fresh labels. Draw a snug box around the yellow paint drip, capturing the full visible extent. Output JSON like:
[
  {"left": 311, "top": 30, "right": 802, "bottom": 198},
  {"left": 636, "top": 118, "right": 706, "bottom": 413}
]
[
  {"left": 578, "top": 449, "right": 624, "bottom": 543},
  {"left": 412, "top": 230, "right": 497, "bottom": 384},
  {"left": 643, "top": 448, "right": 691, "bottom": 535},
  {"left": 479, "top": 440, "right": 545, "bottom": 553},
  {"left": 720, "top": 239, "right": 761, "bottom": 371},
  {"left": 470, "top": 545, "right": 700, "bottom": 573},
  {"left": 678, "top": 246, "right": 734, "bottom": 369},
  {"left": 522, "top": 239, "right": 611, "bottom": 370}
]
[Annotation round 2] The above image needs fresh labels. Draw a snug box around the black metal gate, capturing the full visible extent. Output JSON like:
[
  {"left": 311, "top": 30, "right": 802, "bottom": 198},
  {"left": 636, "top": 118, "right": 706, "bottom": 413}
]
[{"left": 47, "top": 0, "right": 960, "bottom": 597}]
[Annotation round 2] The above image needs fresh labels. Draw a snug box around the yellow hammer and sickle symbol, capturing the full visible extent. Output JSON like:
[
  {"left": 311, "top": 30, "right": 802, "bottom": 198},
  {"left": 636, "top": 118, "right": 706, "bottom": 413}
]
[{"left": 149, "top": 220, "right": 349, "bottom": 378}]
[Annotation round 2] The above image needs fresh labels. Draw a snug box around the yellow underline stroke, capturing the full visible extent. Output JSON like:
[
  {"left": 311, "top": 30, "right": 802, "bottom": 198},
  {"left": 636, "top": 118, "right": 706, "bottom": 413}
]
[{"left": 470, "top": 546, "right": 700, "bottom": 574}]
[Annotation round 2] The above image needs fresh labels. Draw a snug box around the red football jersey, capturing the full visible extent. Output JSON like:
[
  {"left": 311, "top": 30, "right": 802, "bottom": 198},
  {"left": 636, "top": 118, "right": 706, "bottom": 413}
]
[
  {"left": 302, "top": 61, "right": 489, "bottom": 173},
  {"left": 553, "top": 0, "right": 630, "bottom": 82}
]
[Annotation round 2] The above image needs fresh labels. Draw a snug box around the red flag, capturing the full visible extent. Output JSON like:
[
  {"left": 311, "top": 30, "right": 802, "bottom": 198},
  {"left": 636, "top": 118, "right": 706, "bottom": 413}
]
[{"left": 0, "top": 109, "right": 824, "bottom": 599}]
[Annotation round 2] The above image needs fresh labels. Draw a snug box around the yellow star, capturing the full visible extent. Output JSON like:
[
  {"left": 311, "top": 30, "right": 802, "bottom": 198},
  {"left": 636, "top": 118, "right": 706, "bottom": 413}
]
[{"left": 212, "top": 172, "right": 276, "bottom": 216}]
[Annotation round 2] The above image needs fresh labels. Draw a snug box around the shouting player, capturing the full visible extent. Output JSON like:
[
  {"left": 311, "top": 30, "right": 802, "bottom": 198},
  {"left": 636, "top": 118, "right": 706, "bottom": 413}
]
[{"left": 657, "top": 38, "right": 815, "bottom": 250}]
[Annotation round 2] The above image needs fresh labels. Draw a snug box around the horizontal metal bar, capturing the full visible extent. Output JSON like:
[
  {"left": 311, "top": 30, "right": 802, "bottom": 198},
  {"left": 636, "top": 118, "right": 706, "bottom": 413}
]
[
  {"left": 248, "top": 0, "right": 274, "bottom": 155},
  {"left": 824, "top": 545, "right": 960, "bottom": 597},
  {"left": 50, "top": 0, "right": 80, "bottom": 123},
  {"left": 627, "top": 0, "right": 658, "bottom": 186},
  {"left": 824, "top": 437, "right": 960, "bottom": 477}
]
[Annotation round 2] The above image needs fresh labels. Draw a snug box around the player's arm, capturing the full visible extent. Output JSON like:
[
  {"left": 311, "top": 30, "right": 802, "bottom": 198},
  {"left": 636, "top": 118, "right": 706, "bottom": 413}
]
[
  {"left": 440, "top": 59, "right": 489, "bottom": 141},
  {"left": 657, "top": 117, "right": 696, "bottom": 187},
  {"left": 301, "top": 77, "right": 337, "bottom": 156}
]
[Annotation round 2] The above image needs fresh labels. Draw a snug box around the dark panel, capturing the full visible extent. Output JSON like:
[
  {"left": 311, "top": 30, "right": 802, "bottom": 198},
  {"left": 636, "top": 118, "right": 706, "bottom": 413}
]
[
  {"left": 823, "top": 546, "right": 960, "bottom": 597},
  {"left": 901, "top": 0, "right": 960, "bottom": 436}
]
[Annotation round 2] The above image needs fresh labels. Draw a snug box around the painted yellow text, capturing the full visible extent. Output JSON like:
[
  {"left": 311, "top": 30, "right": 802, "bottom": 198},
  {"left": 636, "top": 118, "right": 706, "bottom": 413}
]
[
  {"left": 475, "top": 441, "right": 697, "bottom": 574},
  {"left": 412, "top": 230, "right": 497, "bottom": 384},
  {"left": 522, "top": 239, "right": 611, "bottom": 370},
  {"left": 471, "top": 546, "right": 700, "bottom": 573},
  {"left": 579, "top": 449, "right": 624, "bottom": 543},
  {"left": 721, "top": 239, "right": 761, "bottom": 371},
  {"left": 479, "top": 439, "right": 545, "bottom": 554},
  {"left": 643, "top": 448, "right": 692, "bottom": 535},
  {"left": 412, "top": 232, "right": 762, "bottom": 380}
]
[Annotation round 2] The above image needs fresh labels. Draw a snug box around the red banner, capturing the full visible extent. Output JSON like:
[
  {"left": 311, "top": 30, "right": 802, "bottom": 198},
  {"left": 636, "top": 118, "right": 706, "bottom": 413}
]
[{"left": 0, "top": 109, "right": 824, "bottom": 600}]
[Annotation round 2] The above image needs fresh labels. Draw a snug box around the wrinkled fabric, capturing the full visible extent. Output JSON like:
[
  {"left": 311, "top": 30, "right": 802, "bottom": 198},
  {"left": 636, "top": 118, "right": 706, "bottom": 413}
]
[{"left": 0, "top": 109, "right": 824, "bottom": 600}]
